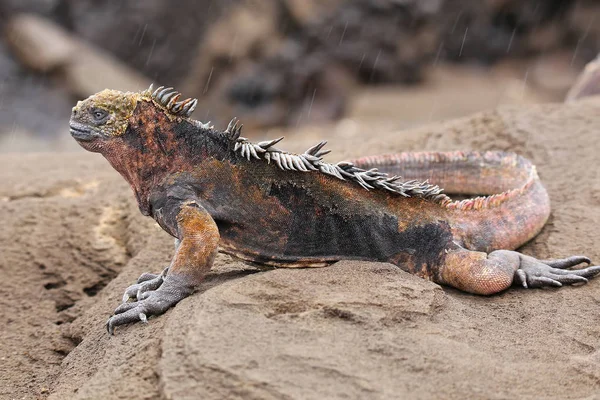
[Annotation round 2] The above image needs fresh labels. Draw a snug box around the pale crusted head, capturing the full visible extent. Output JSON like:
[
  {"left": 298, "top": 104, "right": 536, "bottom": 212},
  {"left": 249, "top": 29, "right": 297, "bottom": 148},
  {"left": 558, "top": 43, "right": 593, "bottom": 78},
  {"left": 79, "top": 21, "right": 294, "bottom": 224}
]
[
  {"left": 69, "top": 89, "right": 139, "bottom": 150},
  {"left": 70, "top": 86, "right": 199, "bottom": 153}
]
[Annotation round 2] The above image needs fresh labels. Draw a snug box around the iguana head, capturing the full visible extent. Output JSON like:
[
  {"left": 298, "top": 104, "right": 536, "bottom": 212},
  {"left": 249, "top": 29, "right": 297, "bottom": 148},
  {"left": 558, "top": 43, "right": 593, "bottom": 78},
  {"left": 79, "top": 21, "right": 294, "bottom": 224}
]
[
  {"left": 70, "top": 86, "right": 198, "bottom": 153},
  {"left": 69, "top": 89, "right": 139, "bottom": 152}
]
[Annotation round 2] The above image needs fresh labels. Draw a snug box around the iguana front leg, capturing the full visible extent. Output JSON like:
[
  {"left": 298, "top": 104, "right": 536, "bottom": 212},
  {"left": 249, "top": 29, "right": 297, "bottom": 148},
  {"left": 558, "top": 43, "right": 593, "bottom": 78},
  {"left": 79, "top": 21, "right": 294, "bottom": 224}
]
[
  {"left": 106, "top": 201, "right": 219, "bottom": 335},
  {"left": 438, "top": 249, "right": 600, "bottom": 295},
  {"left": 120, "top": 239, "right": 180, "bottom": 302}
]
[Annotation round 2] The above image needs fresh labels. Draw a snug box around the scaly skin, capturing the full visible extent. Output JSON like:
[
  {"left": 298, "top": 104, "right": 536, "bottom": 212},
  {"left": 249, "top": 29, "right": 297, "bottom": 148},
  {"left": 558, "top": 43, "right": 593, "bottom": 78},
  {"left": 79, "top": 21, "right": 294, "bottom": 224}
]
[{"left": 69, "top": 86, "right": 600, "bottom": 335}]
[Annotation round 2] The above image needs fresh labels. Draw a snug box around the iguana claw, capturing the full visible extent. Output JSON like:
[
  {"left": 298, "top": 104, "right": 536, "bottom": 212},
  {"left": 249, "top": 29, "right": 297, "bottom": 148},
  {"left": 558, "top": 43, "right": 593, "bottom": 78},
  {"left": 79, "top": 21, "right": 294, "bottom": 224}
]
[
  {"left": 107, "top": 271, "right": 192, "bottom": 335},
  {"left": 514, "top": 254, "right": 600, "bottom": 289}
]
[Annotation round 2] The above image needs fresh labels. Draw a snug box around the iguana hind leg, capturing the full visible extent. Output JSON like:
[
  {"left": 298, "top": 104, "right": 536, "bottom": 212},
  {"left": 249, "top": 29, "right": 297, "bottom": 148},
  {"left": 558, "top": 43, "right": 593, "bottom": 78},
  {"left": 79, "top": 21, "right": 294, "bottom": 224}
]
[{"left": 438, "top": 249, "right": 600, "bottom": 295}]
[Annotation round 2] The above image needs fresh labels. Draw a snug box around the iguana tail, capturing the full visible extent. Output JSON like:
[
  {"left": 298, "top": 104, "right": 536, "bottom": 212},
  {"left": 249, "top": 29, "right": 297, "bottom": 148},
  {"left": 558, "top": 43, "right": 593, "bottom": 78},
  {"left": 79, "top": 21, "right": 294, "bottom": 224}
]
[{"left": 351, "top": 151, "right": 550, "bottom": 253}]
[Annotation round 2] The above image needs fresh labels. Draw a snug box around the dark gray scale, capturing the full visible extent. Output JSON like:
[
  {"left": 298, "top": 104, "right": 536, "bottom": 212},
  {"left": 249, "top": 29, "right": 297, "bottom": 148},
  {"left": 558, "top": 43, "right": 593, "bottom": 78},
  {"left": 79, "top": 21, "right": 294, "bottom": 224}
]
[{"left": 268, "top": 182, "right": 453, "bottom": 272}]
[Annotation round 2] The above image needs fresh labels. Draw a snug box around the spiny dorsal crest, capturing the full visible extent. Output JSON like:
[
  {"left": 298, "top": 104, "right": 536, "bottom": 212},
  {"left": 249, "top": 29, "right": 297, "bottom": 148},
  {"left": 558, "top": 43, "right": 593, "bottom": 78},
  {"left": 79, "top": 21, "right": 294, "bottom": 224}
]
[
  {"left": 226, "top": 117, "right": 448, "bottom": 203},
  {"left": 144, "top": 84, "right": 198, "bottom": 117},
  {"left": 224, "top": 117, "right": 243, "bottom": 141}
]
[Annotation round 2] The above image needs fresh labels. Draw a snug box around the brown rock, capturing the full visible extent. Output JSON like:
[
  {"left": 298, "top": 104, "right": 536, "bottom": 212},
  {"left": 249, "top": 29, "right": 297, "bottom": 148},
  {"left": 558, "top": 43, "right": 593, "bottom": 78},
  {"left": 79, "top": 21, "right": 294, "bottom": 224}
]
[
  {"left": 4, "top": 14, "right": 151, "bottom": 97},
  {"left": 566, "top": 54, "right": 600, "bottom": 102},
  {"left": 529, "top": 52, "right": 582, "bottom": 99},
  {"left": 3, "top": 14, "right": 73, "bottom": 71}
]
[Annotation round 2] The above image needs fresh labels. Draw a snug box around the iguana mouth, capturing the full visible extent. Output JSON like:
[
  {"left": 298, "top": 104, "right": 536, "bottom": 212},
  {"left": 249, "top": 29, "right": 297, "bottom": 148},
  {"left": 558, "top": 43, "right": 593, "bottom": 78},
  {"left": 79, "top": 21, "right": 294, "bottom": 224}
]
[{"left": 69, "top": 123, "right": 97, "bottom": 141}]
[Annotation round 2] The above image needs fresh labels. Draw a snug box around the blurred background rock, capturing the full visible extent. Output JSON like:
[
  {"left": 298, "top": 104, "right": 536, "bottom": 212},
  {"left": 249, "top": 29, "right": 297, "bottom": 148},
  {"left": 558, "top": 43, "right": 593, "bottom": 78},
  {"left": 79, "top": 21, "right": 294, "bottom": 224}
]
[{"left": 0, "top": 0, "right": 598, "bottom": 151}]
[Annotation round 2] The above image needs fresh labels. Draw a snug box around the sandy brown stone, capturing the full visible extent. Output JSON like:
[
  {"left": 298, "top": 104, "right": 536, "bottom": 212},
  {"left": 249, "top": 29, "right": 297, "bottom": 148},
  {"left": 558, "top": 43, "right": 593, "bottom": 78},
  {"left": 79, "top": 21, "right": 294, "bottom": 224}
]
[{"left": 4, "top": 14, "right": 151, "bottom": 97}]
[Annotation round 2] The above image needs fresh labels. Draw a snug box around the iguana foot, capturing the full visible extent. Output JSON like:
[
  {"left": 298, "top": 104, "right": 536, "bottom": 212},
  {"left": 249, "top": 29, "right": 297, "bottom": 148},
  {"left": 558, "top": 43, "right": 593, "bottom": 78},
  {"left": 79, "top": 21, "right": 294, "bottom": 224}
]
[
  {"left": 107, "top": 272, "right": 194, "bottom": 335},
  {"left": 513, "top": 253, "right": 600, "bottom": 288},
  {"left": 121, "top": 267, "right": 169, "bottom": 302}
]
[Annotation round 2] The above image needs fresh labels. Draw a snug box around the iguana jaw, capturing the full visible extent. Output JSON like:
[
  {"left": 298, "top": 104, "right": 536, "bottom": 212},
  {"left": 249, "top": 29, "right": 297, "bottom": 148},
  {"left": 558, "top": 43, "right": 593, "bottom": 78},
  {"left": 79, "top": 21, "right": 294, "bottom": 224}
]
[
  {"left": 69, "top": 121, "right": 100, "bottom": 141},
  {"left": 69, "top": 121, "right": 106, "bottom": 153}
]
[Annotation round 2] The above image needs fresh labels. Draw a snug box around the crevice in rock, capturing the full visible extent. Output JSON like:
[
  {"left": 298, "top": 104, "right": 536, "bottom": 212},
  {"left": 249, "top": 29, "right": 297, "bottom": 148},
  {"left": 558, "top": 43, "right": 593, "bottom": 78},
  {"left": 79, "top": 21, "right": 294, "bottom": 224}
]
[
  {"left": 4, "top": 180, "right": 100, "bottom": 202},
  {"left": 44, "top": 280, "right": 66, "bottom": 290},
  {"left": 82, "top": 279, "right": 108, "bottom": 297}
]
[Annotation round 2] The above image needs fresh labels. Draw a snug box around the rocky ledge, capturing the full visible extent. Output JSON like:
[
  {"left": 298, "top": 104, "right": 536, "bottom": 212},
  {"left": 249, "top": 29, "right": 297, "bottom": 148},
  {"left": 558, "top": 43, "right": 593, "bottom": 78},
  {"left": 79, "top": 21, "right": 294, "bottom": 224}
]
[{"left": 2, "top": 97, "right": 600, "bottom": 399}]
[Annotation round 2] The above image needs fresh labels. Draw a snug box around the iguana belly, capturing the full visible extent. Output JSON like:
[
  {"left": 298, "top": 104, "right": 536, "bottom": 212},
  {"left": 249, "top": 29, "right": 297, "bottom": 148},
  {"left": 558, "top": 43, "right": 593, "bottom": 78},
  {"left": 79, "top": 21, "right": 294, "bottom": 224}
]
[{"left": 218, "top": 240, "right": 335, "bottom": 268}]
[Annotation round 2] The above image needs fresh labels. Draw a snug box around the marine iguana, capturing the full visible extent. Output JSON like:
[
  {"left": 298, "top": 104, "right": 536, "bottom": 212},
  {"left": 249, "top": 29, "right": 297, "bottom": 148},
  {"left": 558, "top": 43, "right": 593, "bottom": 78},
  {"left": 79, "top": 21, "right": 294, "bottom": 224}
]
[{"left": 69, "top": 85, "right": 600, "bottom": 335}]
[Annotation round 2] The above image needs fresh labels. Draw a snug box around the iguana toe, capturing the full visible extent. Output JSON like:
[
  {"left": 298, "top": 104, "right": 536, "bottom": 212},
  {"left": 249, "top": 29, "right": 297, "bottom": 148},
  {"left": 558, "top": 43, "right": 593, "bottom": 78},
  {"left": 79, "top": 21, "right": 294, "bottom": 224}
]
[
  {"left": 528, "top": 276, "right": 562, "bottom": 288},
  {"left": 515, "top": 269, "right": 528, "bottom": 288},
  {"left": 121, "top": 268, "right": 169, "bottom": 302},
  {"left": 541, "top": 256, "right": 591, "bottom": 269},
  {"left": 136, "top": 272, "right": 161, "bottom": 283},
  {"left": 113, "top": 301, "right": 138, "bottom": 314},
  {"left": 548, "top": 272, "right": 588, "bottom": 284},
  {"left": 516, "top": 253, "right": 600, "bottom": 289},
  {"left": 107, "top": 295, "right": 170, "bottom": 335}
]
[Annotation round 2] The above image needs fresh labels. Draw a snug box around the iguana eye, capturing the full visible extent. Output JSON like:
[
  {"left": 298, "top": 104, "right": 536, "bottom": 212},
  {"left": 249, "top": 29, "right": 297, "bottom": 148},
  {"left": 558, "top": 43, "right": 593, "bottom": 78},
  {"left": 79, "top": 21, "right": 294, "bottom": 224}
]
[{"left": 90, "top": 108, "right": 109, "bottom": 122}]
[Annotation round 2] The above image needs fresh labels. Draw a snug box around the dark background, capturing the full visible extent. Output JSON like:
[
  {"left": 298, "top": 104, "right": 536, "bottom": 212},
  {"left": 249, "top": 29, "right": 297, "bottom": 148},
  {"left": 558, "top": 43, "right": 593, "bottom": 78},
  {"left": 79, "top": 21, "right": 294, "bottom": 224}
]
[{"left": 0, "top": 0, "right": 598, "bottom": 151}]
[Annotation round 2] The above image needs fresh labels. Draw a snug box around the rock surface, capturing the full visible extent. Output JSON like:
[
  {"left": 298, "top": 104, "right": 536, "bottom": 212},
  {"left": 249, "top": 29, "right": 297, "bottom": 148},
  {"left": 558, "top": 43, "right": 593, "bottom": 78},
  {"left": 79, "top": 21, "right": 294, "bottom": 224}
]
[{"left": 2, "top": 96, "right": 600, "bottom": 399}]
